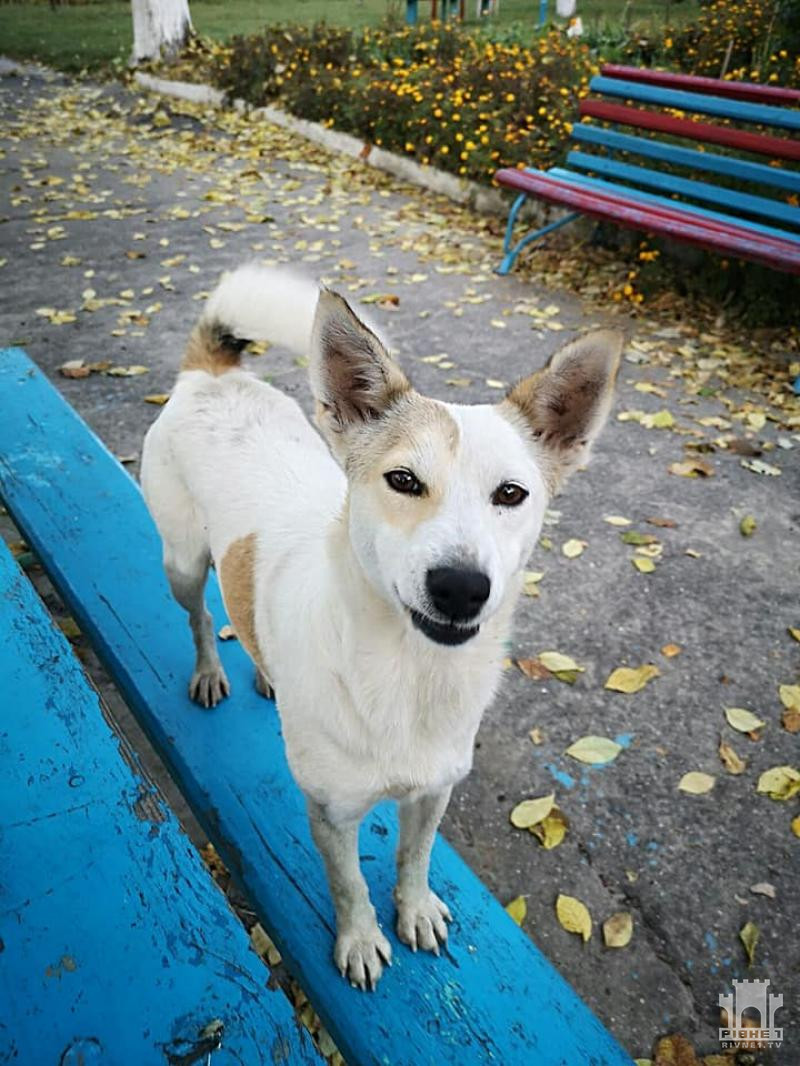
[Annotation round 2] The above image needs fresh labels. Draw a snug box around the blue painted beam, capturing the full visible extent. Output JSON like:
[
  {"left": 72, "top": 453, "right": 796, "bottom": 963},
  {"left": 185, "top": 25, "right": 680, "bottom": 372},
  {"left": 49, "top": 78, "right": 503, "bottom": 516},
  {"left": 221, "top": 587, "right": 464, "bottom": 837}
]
[
  {"left": 545, "top": 166, "right": 800, "bottom": 244},
  {"left": 0, "top": 540, "right": 319, "bottom": 1065},
  {"left": 589, "top": 75, "right": 800, "bottom": 132},
  {"left": 565, "top": 150, "right": 800, "bottom": 229},
  {"left": 572, "top": 123, "right": 800, "bottom": 195},
  {"left": 0, "top": 349, "right": 634, "bottom": 1066}
]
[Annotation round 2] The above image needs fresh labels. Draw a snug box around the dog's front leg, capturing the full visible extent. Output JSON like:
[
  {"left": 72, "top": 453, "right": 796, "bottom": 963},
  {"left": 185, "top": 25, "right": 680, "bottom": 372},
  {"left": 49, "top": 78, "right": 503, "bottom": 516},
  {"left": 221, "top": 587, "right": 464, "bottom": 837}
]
[
  {"left": 394, "top": 787, "right": 453, "bottom": 954},
  {"left": 307, "top": 799, "right": 391, "bottom": 990}
]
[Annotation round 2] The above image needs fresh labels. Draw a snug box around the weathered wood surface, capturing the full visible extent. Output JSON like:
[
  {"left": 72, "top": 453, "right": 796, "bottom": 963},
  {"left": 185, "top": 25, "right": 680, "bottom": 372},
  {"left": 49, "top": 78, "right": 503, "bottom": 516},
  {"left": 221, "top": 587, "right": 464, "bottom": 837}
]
[
  {"left": 0, "top": 538, "right": 319, "bottom": 1065},
  {"left": 0, "top": 349, "right": 634, "bottom": 1066}
]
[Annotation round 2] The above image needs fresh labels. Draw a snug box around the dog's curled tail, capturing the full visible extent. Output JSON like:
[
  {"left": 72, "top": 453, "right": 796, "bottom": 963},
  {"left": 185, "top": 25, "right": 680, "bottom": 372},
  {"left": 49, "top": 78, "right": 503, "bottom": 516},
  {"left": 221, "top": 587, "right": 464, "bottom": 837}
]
[{"left": 180, "top": 264, "right": 322, "bottom": 376}]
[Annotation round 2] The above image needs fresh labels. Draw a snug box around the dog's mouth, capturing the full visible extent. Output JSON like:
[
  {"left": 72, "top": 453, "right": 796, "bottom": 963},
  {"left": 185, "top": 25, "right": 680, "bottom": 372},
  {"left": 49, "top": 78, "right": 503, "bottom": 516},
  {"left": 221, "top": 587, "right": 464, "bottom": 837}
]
[{"left": 408, "top": 608, "right": 480, "bottom": 647}]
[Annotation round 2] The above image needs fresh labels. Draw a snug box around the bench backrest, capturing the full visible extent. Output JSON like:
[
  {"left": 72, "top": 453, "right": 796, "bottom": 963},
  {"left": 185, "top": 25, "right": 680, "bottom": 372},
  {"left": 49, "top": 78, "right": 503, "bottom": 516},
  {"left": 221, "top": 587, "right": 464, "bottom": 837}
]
[
  {"left": 564, "top": 66, "right": 800, "bottom": 242},
  {"left": 0, "top": 349, "right": 634, "bottom": 1066}
]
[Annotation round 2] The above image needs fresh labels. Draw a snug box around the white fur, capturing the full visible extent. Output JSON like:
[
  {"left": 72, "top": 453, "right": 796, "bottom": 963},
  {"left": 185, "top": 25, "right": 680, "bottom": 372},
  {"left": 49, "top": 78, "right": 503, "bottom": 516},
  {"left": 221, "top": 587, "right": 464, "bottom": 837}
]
[{"left": 141, "top": 264, "right": 617, "bottom": 989}]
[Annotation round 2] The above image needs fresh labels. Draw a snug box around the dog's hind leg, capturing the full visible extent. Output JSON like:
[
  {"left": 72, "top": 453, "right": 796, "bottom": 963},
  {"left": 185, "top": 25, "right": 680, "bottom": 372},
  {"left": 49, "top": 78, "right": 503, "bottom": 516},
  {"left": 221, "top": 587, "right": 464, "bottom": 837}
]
[
  {"left": 164, "top": 544, "right": 230, "bottom": 708},
  {"left": 394, "top": 787, "right": 453, "bottom": 954},
  {"left": 307, "top": 799, "right": 391, "bottom": 990}
]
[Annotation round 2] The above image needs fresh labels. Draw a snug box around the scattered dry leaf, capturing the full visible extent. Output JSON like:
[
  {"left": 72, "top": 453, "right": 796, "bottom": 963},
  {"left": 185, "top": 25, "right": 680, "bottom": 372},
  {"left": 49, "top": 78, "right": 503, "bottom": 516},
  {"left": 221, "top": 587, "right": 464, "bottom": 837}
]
[
  {"left": 724, "top": 707, "right": 765, "bottom": 734},
  {"left": 668, "top": 459, "right": 714, "bottom": 478},
  {"left": 739, "top": 514, "right": 757, "bottom": 537},
  {"left": 516, "top": 657, "right": 552, "bottom": 681},
  {"left": 522, "top": 570, "right": 544, "bottom": 596},
  {"left": 505, "top": 896, "right": 527, "bottom": 926},
  {"left": 678, "top": 772, "right": 715, "bottom": 795},
  {"left": 143, "top": 393, "right": 170, "bottom": 405},
  {"left": 756, "top": 765, "right": 800, "bottom": 800},
  {"left": 739, "top": 920, "right": 759, "bottom": 966},
  {"left": 718, "top": 739, "right": 746, "bottom": 775},
  {"left": 562, "top": 538, "right": 586, "bottom": 558},
  {"left": 661, "top": 644, "right": 681, "bottom": 658},
  {"left": 602, "top": 911, "right": 633, "bottom": 949},
  {"left": 604, "top": 515, "right": 631, "bottom": 526},
  {"left": 653, "top": 1034, "right": 699, "bottom": 1066},
  {"left": 510, "top": 793, "right": 554, "bottom": 829},
  {"left": 633, "top": 557, "right": 656, "bottom": 573},
  {"left": 530, "top": 807, "right": 569, "bottom": 849},
  {"left": 749, "top": 882, "right": 775, "bottom": 899},
  {"left": 605, "top": 664, "right": 660, "bottom": 694},
  {"left": 555, "top": 894, "right": 591, "bottom": 942},
  {"left": 565, "top": 736, "right": 622, "bottom": 765}
]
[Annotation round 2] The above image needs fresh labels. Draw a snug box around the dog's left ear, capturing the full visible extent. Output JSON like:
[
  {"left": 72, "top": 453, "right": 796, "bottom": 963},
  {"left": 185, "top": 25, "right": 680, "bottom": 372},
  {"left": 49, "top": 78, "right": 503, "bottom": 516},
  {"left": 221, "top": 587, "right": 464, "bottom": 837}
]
[
  {"left": 505, "top": 329, "right": 623, "bottom": 492},
  {"left": 310, "top": 289, "right": 410, "bottom": 444}
]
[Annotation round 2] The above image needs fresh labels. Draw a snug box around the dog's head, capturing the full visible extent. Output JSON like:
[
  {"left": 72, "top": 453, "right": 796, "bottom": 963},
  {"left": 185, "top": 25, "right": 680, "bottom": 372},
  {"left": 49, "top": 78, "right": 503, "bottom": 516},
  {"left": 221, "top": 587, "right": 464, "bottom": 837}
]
[{"left": 310, "top": 289, "right": 622, "bottom": 648}]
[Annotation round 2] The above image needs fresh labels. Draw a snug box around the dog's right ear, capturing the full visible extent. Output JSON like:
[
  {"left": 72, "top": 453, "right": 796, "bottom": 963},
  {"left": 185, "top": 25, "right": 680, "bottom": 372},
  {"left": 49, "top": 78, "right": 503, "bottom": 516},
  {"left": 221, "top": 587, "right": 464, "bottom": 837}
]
[{"left": 309, "top": 290, "right": 410, "bottom": 447}]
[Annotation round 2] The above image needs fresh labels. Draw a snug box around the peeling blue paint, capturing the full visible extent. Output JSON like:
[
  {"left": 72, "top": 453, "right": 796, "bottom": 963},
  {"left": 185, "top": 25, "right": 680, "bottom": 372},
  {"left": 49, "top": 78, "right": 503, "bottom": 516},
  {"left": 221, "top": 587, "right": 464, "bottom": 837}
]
[
  {"left": 614, "top": 733, "right": 634, "bottom": 749},
  {"left": 705, "top": 931, "right": 718, "bottom": 952},
  {"left": 626, "top": 832, "right": 639, "bottom": 847},
  {"left": 545, "top": 764, "right": 575, "bottom": 789}
]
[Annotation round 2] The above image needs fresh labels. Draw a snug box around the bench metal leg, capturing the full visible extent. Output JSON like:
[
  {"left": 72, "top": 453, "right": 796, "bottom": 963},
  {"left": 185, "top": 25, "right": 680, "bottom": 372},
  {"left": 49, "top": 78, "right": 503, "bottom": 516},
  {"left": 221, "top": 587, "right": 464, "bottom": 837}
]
[{"left": 497, "top": 200, "right": 579, "bottom": 275}]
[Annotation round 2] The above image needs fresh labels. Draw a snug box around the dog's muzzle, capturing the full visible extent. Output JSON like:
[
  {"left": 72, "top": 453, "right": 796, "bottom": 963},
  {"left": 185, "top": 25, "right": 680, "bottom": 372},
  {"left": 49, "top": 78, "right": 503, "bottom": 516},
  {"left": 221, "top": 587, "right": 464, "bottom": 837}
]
[{"left": 408, "top": 608, "right": 480, "bottom": 647}]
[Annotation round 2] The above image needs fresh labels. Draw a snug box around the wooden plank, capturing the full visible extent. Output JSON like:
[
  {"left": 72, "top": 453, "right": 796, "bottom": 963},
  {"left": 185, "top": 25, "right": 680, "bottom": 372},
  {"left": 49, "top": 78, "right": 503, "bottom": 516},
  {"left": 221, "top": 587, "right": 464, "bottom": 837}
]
[
  {"left": 580, "top": 99, "right": 800, "bottom": 161},
  {"left": 571, "top": 123, "right": 800, "bottom": 194},
  {"left": 494, "top": 169, "right": 800, "bottom": 273},
  {"left": 0, "top": 349, "right": 635, "bottom": 1066},
  {"left": 590, "top": 75, "right": 800, "bottom": 132},
  {"left": 601, "top": 64, "right": 800, "bottom": 106},
  {"left": 565, "top": 150, "right": 800, "bottom": 229},
  {"left": 0, "top": 541, "right": 320, "bottom": 1066},
  {"left": 546, "top": 166, "right": 800, "bottom": 245}
]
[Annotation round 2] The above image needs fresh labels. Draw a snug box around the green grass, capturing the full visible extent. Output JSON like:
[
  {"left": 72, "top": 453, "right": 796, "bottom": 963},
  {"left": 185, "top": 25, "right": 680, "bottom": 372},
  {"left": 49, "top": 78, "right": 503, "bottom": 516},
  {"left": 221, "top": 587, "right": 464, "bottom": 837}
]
[{"left": 0, "top": 0, "right": 699, "bottom": 73}]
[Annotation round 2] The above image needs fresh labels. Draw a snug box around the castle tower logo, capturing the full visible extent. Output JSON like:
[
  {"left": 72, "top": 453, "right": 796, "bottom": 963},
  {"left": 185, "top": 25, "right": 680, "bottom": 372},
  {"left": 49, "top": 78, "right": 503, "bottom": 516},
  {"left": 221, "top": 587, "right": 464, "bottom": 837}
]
[{"left": 719, "top": 978, "right": 784, "bottom": 1049}]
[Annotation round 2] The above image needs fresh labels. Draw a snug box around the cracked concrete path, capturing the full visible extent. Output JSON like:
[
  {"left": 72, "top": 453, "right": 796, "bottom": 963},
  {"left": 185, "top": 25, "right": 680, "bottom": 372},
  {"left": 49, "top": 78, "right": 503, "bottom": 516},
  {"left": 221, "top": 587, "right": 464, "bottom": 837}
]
[{"left": 1, "top": 62, "right": 798, "bottom": 1064}]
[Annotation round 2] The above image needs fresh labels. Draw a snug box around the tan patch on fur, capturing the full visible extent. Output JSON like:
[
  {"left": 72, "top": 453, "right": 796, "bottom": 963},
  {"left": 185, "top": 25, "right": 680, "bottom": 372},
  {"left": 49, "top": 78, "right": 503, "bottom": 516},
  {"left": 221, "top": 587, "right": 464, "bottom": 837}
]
[
  {"left": 219, "top": 533, "right": 262, "bottom": 668},
  {"left": 181, "top": 321, "right": 242, "bottom": 376},
  {"left": 347, "top": 393, "right": 460, "bottom": 532}
]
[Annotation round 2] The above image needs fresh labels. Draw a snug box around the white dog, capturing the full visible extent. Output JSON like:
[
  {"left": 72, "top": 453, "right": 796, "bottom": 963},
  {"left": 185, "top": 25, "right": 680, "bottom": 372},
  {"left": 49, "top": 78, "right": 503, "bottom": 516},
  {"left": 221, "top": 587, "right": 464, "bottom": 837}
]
[{"left": 141, "top": 264, "right": 621, "bottom": 990}]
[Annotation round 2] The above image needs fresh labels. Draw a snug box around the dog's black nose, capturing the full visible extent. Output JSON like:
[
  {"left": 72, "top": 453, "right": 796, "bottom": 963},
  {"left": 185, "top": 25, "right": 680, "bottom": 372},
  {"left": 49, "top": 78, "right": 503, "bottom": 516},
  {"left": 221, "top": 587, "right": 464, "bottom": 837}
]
[{"left": 426, "top": 567, "right": 491, "bottom": 621}]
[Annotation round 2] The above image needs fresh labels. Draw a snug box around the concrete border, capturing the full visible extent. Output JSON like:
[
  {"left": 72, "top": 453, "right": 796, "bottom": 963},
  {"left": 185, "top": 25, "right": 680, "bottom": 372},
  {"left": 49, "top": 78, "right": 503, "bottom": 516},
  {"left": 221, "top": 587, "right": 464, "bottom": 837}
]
[{"left": 133, "top": 71, "right": 564, "bottom": 226}]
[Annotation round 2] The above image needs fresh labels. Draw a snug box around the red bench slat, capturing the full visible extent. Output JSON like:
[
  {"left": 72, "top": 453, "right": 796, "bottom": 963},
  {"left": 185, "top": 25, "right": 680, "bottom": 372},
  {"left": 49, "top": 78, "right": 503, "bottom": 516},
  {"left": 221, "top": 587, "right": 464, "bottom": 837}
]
[
  {"left": 495, "top": 168, "right": 800, "bottom": 275},
  {"left": 579, "top": 99, "right": 800, "bottom": 162},
  {"left": 601, "top": 64, "right": 800, "bottom": 107}
]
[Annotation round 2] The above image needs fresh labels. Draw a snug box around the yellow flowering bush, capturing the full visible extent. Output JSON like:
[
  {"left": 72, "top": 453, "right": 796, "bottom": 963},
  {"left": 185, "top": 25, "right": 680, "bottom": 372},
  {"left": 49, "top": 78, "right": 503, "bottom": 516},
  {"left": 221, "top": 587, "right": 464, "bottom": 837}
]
[
  {"left": 214, "top": 20, "right": 594, "bottom": 183},
  {"left": 640, "top": 0, "right": 800, "bottom": 88}
]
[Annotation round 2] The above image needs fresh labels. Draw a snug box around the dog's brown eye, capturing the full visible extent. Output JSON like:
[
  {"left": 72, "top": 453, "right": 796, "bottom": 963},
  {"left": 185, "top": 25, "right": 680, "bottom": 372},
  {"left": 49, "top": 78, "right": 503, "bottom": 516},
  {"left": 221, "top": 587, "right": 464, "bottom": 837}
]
[
  {"left": 385, "top": 469, "right": 423, "bottom": 496},
  {"left": 492, "top": 482, "right": 528, "bottom": 508}
]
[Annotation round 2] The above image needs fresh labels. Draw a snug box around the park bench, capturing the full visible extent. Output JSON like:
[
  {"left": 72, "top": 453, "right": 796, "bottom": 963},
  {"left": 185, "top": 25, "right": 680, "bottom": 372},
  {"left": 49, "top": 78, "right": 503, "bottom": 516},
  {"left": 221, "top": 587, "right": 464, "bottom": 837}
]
[
  {"left": 0, "top": 347, "right": 634, "bottom": 1066},
  {"left": 494, "top": 64, "right": 800, "bottom": 276}
]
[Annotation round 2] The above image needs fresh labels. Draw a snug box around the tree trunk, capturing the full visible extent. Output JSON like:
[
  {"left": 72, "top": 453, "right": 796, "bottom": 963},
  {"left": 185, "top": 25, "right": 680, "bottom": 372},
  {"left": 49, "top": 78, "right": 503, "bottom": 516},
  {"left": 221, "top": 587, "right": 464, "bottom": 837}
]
[{"left": 131, "top": 0, "right": 193, "bottom": 64}]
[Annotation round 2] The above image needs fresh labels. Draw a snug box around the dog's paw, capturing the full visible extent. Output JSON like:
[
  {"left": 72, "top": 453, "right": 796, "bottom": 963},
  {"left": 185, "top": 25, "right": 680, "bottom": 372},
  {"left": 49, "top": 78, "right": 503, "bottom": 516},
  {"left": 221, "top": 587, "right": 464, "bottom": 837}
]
[
  {"left": 254, "top": 667, "right": 275, "bottom": 700},
  {"left": 189, "top": 665, "right": 230, "bottom": 708},
  {"left": 334, "top": 919, "right": 392, "bottom": 991},
  {"left": 395, "top": 891, "right": 451, "bottom": 954}
]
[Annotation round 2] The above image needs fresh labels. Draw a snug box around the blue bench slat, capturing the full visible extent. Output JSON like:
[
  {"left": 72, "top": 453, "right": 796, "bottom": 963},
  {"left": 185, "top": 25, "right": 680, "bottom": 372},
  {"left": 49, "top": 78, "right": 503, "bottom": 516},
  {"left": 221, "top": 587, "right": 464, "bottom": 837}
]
[
  {"left": 589, "top": 75, "right": 800, "bottom": 132},
  {"left": 0, "top": 541, "right": 319, "bottom": 1065},
  {"left": 545, "top": 166, "right": 800, "bottom": 244},
  {"left": 565, "top": 150, "right": 800, "bottom": 230},
  {"left": 572, "top": 123, "right": 800, "bottom": 194},
  {"left": 0, "top": 349, "right": 634, "bottom": 1066}
]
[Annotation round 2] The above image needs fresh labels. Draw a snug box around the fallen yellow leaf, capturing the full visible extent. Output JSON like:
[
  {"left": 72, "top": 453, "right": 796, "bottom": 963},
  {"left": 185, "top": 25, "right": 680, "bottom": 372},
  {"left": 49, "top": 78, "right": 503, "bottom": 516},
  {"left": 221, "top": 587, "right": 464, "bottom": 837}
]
[
  {"left": 724, "top": 707, "right": 765, "bottom": 734},
  {"left": 779, "top": 684, "right": 800, "bottom": 711},
  {"left": 510, "top": 793, "right": 555, "bottom": 829},
  {"left": 661, "top": 644, "right": 681, "bottom": 658},
  {"left": 505, "top": 896, "right": 527, "bottom": 926},
  {"left": 143, "top": 394, "right": 170, "bottom": 405},
  {"left": 556, "top": 894, "right": 591, "bottom": 942},
  {"left": 522, "top": 570, "right": 544, "bottom": 597},
  {"left": 530, "top": 807, "right": 569, "bottom": 849},
  {"left": 740, "top": 920, "right": 759, "bottom": 966},
  {"left": 602, "top": 911, "right": 633, "bottom": 949},
  {"left": 633, "top": 557, "right": 656, "bottom": 573},
  {"left": 565, "top": 736, "right": 622, "bottom": 765},
  {"left": 604, "top": 515, "right": 631, "bottom": 527},
  {"left": 678, "top": 771, "right": 716, "bottom": 795},
  {"left": 605, "top": 664, "right": 660, "bottom": 694},
  {"left": 562, "top": 538, "right": 586, "bottom": 558},
  {"left": 756, "top": 765, "right": 800, "bottom": 800},
  {"left": 791, "top": 814, "right": 800, "bottom": 838},
  {"left": 718, "top": 740, "right": 746, "bottom": 775},
  {"left": 539, "top": 651, "right": 583, "bottom": 675},
  {"left": 739, "top": 514, "right": 757, "bottom": 537}
]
